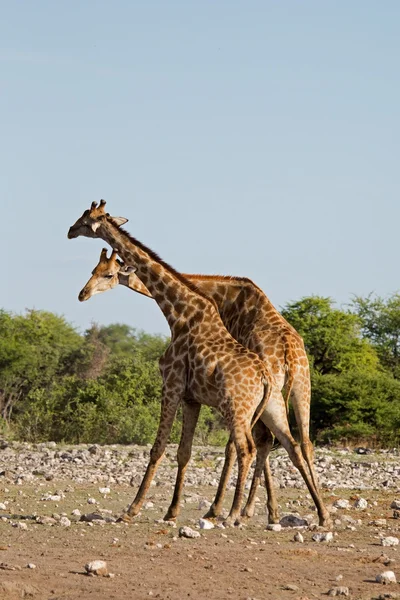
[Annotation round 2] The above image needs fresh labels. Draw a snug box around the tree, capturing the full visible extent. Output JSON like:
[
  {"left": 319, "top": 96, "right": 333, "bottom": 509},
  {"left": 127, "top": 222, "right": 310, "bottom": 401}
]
[
  {"left": 0, "top": 309, "right": 83, "bottom": 422},
  {"left": 352, "top": 293, "right": 400, "bottom": 378},
  {"left": 281, "top": 296, "right": 378, "bottom": 375}
]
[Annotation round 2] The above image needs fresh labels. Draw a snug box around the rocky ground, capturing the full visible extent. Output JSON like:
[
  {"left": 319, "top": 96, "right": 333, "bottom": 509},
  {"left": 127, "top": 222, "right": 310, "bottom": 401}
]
[{"left": 1, "top": 442, "right": 400, "bottom": 599}]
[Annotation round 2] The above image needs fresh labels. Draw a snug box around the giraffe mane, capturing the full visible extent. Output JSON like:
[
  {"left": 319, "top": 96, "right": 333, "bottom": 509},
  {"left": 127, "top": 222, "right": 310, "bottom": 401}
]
[
  {"left": 185, "top": 274, "right": 265, "bottom": 294},
  {"left": 111, "top": 221, "right": 218, "bottom": 309}
]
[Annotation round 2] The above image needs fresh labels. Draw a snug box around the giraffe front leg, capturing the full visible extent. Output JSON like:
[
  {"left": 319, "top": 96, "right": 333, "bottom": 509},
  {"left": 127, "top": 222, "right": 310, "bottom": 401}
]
[
  {"left": 203, "top": 436, "right": 236, "bottom": 519},
  {"left": 163, "top": 400, "right": 201, "bottom": 521},
  {"left": 121, "top": 382, "right": 183, "bottom": 522},
  {"left": 224, "top": 424, "right": 255, "bottom": 526}
]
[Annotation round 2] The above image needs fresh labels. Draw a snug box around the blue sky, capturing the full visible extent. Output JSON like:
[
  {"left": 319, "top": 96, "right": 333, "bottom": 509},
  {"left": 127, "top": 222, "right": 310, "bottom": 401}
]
[{"left": 2, "top": 1, "right": 399, "bottom": 335}]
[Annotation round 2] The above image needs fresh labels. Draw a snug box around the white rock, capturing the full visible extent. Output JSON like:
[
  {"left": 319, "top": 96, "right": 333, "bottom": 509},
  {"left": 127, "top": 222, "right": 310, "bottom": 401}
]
[
  {"left": 199, "top": 518, "right": 214, "bottom": 530},
  {"left": 71, "top": 509, "right": 81, "bottom": 516},
  {"left": 144, "top": 501, "right": 154, "bottom": 509},
  {"left": 266, "top": 524, "right": 282, "bottom": 532},
  {"left": 27, "top": 563, "right": 36, "bottom": 569},
  {"left": 353, "top": 498, "right": 368, "bottom": 509},
  {"left": 0, "top": 503, "right": 6, "bottom": 510},
  {"left": 41, "top": 494, "right": 61, "bottom": 501},
  {"left": 390, "top": 500, "right": 400, "bottom": 509},
  {"left": 87, "top": 498, "right": 97, "bottom": 505},
  {"left": 99, "top": 487, "right": 110, "bottom": 495},
  {"left": 198, "top": 499, "right": 212, "bottom": 511},
  {"left": 333, "top": 499, "right": 350, "bottom": 509},
  {"left": 85, "top": 560, "right": 108, "bottom": 576},
  {"left": 59, "top": 517, "right": 71, "bottom": 527},
  {"left": 369, "top": 518, "right": 386, "bottom": 526},
  {"left": 312, "top": 531, "right": 333, "bottom": 543},
  {"left": 381, "top": 536, "right": 399, "bottom": 547},
  {"left": 328, "top": 586, "right": 350, "bottom": 596},
  {"left": 376, "top": 570, "right": 397, "bottom": 584},
  {"left": 294, "top": 532, "right": 304, "bottom": 543},
  {"left": 178, "top": 526, "right": 201, "bottom": 539}
]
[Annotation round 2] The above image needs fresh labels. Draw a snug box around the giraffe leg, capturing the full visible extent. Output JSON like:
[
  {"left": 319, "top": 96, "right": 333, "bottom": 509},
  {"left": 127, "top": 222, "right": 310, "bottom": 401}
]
[
  {"left": 203, "top": 436, "right": 236, "bottom": 519},
  {"left": 242, "top": 422, "right": 278, "bottom": 523},
  {"left": 163, "top": 400, "right": 201, "bottom": 521},
  {"left": 121, "top": 383, "right": 183, "bottom": 521},
  {"left": 290, "top": 377, "right": 322, "bottom": 494},
  {"left": 261, "top": 387, "right": 331, "bottom": 528},
  {"left": 224, "top": 423, "right": 256, "bottom": 525},
  {"left": 264, "top": 454, "right": 279, "bottom": 524}
]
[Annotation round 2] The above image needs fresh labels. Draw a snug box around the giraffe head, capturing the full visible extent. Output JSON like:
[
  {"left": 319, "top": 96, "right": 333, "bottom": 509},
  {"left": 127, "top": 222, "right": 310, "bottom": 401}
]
[
  {"left": 78, "top": 248, "right": 140, "bottom": 301},
  {"left": 67, "top": 200, "right": 128, "bottom": 239}
]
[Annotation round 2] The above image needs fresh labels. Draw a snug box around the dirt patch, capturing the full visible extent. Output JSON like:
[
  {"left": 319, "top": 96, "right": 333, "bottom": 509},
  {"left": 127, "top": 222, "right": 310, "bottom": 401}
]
[{"left": 0, "top": 480, "right": 399, "bottom": 600}]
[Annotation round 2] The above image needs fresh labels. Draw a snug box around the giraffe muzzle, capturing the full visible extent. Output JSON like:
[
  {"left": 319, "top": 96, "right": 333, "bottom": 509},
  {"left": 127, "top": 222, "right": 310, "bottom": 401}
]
[{"left": 78, "top": 288, "right": 89, "bottom": 302}]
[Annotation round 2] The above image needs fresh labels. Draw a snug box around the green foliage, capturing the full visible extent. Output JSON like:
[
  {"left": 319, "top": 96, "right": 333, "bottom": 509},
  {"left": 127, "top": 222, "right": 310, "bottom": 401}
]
[
  {"left": 282, "top": 296, "right": 378, "bottom": 374},
  {"left": 0, "top": 309, "right": 84, "bottom": 421},
  {"left": 352, "top": 293, "right": 400, "bottom": 378},
  {"left": 311, "top": 370, "right": 400, "bottom": 445}
]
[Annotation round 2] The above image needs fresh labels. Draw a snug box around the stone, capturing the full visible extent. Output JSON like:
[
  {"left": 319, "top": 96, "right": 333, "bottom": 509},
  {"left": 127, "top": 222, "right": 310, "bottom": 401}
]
[
  {"left": 312, "top": 531, "right": 333, "bottom": 543},
  {"left": 198, "top": 499, "right": 212, "bottom": 511},
  {"left": 87, "top": 497, "right": 97, "bottom": 505},
  {"left": 370, "top": 519, "right": 387, "bottom": 526},
  {"left": 41, "top": 494, "right": 62, "bottom": 501},
  {"left": 85, "top": 560, "right": 108, "bottom": 576},
  {"left": 333, "top": 499, "right": 350, "bottom": 509},
  {"left": 36, "top": 516, "right": 56, "bottom": 525},
  {"left": 13, "top": 522, "right": 28, "bottom": 530},
  {"left": 381, "top": 537, "right": 399, "bottom": 547},
  {"left": 0, "top": 503, "right": 6, "bottom": 510},
  {"left": 59, "top": 516, "right": 71, "bottom": 527},
  {"left": 327, "top": 587, "right": 350, "bottom": 597},
  {"left": 266, "top": 524, "right": 282, "bottom": 532},
  {"left": 294, "top": 532, "right": 304, "bottom": 543},
  {"left": 390, "top": 500, "right": 400, "bottom": 510},
  {"left": 199, "top": 518, "right": 214, "bottom": 530},
  {"left": 71, "top": 509, "right": 81, "bottom": 516},
  {"left": 26, "top": 563, "right": 36, "bottom": 569},
  {"left": 353, "top": 498, "right": 367, "bottom": 509},
  {"left": 279, "top": 515, "right": 308, "bottom": 527},
  {"left": 99, "top": 487, "right": 110, "bottom": 494},
  {"left": 282, "top": 584, "right": 299, "bottom": 592},
  {"left": 80, "top": 513, "right": 106, "bottom": 523},
  {"left": 376, "top": 571, "right": 397, "bottom": 584},
  {"left": 178, "top": 526, "right": 201, "bottom": 539}
]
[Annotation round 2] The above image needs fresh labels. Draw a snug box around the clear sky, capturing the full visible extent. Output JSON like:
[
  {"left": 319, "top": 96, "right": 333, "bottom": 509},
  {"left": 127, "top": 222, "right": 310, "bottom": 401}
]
[{"left": 1, "top": 1, "right": 399, "bottom": 335}]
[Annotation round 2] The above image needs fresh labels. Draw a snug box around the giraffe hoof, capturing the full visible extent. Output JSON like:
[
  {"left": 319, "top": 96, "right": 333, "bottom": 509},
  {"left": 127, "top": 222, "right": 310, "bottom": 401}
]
[
  {"left": 241, "top": 509, "right": 255, "bottom": 520},
  {"left": 203, "top": 506, "right": 219, "bottom": 519},
  {"left": 163, "top": 513, "right": 177, "bottom": 522},
  {"left": 222, "top": 518, "right": 234, "bottom": 528},
  {"left": 117, "top": 513, "right": 134, "bottom": 524},
  {"left": 319, "top": 517, "right": 333, "bottom": 529}
]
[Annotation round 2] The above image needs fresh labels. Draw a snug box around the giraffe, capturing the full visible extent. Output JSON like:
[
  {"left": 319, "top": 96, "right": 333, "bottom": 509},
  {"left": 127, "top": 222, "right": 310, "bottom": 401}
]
[
  {"left": 67, "top": 200, "right": 331, "bottom": 527},
  {"left": 79, "top": 247, "right": 326, "bottom": 524}
]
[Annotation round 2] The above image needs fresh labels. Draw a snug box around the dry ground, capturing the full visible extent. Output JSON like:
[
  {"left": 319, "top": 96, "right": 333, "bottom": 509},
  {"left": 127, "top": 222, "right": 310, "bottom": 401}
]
[{"left": 0, "top": 479, "right": 399, "bottom": 600}]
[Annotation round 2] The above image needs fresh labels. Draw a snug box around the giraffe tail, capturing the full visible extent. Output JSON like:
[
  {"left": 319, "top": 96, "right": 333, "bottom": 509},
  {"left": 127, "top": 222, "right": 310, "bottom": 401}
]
[
  {"left": 283, "top": 370, "right": 295, "bottom": 417},
  {"left": 251, "top": 373, "right": 272, "bottom": 427}
]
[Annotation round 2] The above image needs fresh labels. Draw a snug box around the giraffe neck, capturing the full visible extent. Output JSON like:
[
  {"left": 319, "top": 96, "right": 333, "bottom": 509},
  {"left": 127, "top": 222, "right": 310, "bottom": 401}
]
[{"left": 98, "top": 219, "right": 215, "bottom": 330}]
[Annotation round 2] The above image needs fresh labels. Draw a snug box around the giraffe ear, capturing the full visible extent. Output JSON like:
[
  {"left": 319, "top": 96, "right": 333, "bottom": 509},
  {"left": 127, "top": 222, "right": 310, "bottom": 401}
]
[
  {"left": 121, "top": 265, "right": 136, "bottom": 274},
  {"left": 90, "top": 221, "right": 101, "bottom": 232},
  {"left": 112, "top": 216, "right": 129, "bottom": 227}
]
